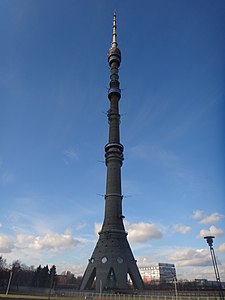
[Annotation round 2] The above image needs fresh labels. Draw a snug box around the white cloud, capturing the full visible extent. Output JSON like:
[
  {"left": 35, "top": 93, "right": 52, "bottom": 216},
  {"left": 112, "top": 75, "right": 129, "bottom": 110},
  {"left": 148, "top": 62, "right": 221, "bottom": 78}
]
[
  {"left": 166, "top": 248, "right": 211, "bottom": 267},
  {"left": 218, "top": 243, "right": 225, "bottom": 253},
  {"left": 0, "top": 234, "right": 14, "bottom": 253},
  {"left": 199, "top": 225, "right": 224, "bottom": 238},
  {"left": 94, "top": 221, "right": 163, "bottom": 243},
  {"left": 126, "top": 221, "right": 163, "bottom": 243},
  {"left": 176, "top": 266, "right": 223, "bottom": 281},
  {"left": 173, "top": 224, "right": 191, "bottom": 234},
  {"left": 94, "top": 223, "right": 102, "bottom": 237},
  {"left": 137, "top": 256, "right": 158, "bottom": 268},
  {"left": 199, "top": 213, "right": 223, "bottom": 225},
  {"left": 192, "top": 210, "right": 203, "bottom": 220},
  {"left": 56, "top": 262, "right": 86, "bottom": 276},
  {"left": 16, "top": 232, "right": 81, "bottom": 252}
]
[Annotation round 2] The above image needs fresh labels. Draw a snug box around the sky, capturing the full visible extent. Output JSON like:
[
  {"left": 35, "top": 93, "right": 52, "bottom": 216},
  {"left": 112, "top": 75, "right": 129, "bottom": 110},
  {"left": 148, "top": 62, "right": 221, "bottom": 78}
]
[{"left": 0, "top": 0, "right": 225, "bottom": 282}]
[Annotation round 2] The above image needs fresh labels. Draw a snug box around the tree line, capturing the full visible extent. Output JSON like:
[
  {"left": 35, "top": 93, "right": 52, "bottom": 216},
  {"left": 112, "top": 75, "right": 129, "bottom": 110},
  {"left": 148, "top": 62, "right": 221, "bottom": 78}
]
[{"left": 0, "top": 256, "right": 81, "bottom": 291}]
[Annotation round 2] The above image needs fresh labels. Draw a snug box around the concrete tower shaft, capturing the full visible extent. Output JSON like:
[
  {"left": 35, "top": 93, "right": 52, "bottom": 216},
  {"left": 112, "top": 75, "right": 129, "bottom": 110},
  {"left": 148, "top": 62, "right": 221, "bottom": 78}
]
[
  {"left": 80, "top": 13, "right": 144, "bottom": 292},
  {"left": 103, "top": 12, "right": 124, "bottom": 232}
]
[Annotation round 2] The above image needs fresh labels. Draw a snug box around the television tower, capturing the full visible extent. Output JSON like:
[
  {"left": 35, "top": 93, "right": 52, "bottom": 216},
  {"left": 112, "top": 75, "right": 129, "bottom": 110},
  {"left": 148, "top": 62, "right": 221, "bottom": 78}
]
[{"left": 80, "top": 13, "right": 144, "bottom": 292}]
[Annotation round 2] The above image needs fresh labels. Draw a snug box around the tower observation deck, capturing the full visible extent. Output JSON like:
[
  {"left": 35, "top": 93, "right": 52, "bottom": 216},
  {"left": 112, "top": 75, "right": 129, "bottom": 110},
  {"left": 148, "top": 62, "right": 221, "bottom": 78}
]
[{"left": 80, "top": 13, "right": 144, "bottom": 292}]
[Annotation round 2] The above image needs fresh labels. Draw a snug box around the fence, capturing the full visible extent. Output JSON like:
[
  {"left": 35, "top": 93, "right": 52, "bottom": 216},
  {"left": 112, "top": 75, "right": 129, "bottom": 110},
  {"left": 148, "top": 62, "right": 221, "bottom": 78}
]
[
  {"left": 55, "top": 290, "right": 222, "bottom": 300},
  {"left": 4, "top": 286, "right": 222, "bottom": 300}
]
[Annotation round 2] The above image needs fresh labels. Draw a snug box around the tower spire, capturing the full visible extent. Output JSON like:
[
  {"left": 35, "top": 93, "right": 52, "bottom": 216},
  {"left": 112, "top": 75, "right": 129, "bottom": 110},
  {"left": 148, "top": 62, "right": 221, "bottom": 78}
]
[
  {"left": 112, "top": 11, "right": 117, "bottom": 48},
  {"left": 80, "top": 13, "right": 144, "bottom": 292}
]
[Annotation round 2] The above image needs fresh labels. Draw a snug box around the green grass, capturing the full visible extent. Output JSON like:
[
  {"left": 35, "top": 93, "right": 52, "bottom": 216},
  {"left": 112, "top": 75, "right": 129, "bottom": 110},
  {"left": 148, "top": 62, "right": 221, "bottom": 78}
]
[
  {"left": 1, "top": 295, "right": 49, "bottom": 300},
  {"left": 0, "top": 295, "right": 84, "bottom": 300}
]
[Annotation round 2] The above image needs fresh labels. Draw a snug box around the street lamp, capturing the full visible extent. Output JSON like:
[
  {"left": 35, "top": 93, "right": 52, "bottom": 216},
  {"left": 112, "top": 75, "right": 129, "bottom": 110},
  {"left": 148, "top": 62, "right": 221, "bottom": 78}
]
[
  {"left": 204, "top": 236, "right": 224, "bottom": 300},
  {"left": 174, "top": 276, "right": 178, "bottom": 300}
]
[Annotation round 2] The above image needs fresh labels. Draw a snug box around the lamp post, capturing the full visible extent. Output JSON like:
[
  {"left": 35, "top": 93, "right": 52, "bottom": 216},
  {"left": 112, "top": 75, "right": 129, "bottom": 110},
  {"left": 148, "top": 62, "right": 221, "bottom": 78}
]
[
  {"left": 174, "top": 276, "right": 178, "bottom": 300},
  {"left": 6, "top": 271, "right": 13, "bottom": 295},
  {"left": 204, "top": 236, "right": 224, "bottom": 300}
]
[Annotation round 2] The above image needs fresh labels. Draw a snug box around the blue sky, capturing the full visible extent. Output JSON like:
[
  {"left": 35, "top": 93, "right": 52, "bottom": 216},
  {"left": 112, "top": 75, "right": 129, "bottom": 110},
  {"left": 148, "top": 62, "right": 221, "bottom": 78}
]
[{"left": 0, "top": 0, "right": 225, "bottom": 281}]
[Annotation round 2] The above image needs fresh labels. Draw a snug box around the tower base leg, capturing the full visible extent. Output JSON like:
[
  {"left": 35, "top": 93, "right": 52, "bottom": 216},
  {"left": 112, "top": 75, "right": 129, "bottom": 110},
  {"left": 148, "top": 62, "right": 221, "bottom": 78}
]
[{"left": 80, "top": 231, "right": 144, "bottom": 292}]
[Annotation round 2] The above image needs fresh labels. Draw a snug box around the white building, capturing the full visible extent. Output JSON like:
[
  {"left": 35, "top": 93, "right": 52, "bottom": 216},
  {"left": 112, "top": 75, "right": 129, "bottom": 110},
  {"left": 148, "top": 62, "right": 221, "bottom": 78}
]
[{"left": 139, "top": 263, "right": 176, "bottom": 283}]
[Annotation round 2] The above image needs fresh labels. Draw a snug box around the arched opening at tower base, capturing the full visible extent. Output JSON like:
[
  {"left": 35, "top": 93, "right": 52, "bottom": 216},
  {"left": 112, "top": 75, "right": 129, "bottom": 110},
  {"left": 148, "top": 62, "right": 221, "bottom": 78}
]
[{"left": 80, "top": 266, "right": 143, "bottom": 292}]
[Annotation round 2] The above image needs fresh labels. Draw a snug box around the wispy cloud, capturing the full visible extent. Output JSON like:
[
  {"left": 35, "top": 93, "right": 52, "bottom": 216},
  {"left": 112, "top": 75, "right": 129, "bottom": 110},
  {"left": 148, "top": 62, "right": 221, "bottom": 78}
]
[
  {"left": 76, "top": 223, "right": 87, "bottom": 231},
  {"left": 63, "top": 147, "right": 79, "bottom": 164},
  {"left": 199, "top": 213, "right": 223, "bottom": 225},
  {"left": 199, "top": 225, "right": 224, "bottom": 238},
  {"left": 9, "top": 210, "right": 54, "bottom": 236},
  {"left": 129, "top": 143, "right": 179, "bottom": 171},
  {"left": 0, "top": 159, "right": 15, "bottom": 185},
  {"left": 173, "top": 224, "right": 191, "bottom": 234},
  {"left": 192, "top": 210, "right": 203, "bottom": 220},
  {"left": 128, "top": 142, "right": 196, "bottom": 183},
  {"left": 8, "top": 196, "right": 81, "bottom": 236}
]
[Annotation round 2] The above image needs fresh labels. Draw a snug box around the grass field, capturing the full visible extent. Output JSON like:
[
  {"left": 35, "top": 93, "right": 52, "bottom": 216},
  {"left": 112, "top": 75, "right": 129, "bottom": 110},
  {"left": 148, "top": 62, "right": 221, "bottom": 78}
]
[
  {"left": 0, "top": 295, "right": 83, "bottom": 300},
  {"left": 0, "top": 294, "right": 220, "bottom": 300}
]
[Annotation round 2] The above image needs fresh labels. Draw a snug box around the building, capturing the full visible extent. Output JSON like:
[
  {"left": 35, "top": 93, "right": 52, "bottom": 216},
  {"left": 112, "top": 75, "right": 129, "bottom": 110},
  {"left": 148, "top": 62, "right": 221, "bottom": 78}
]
[{"left": 139, "top": 263, "right": 176, "bottom": 283}]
